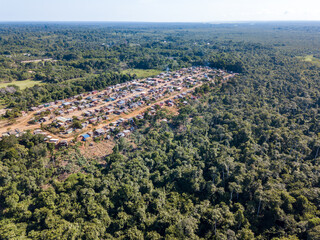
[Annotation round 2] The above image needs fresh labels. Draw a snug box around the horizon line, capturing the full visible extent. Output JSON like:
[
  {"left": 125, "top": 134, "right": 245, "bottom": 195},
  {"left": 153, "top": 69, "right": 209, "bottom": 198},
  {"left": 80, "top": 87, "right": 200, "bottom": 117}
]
[{"left": 0, "top": 20, "right": 320, "bottom": 24}]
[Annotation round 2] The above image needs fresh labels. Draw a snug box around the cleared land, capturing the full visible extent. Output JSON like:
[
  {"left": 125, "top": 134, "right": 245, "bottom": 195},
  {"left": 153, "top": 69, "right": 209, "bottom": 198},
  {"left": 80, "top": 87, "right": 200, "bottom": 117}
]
[
  {"left": 298, "top": 55, "right": 320, "bottom": 67},
  {"left": 122, "top": 69, "right": 162, "bottom": 78},
  {"left": 0, "top": 79, "right": 44, "bottom": 89}
]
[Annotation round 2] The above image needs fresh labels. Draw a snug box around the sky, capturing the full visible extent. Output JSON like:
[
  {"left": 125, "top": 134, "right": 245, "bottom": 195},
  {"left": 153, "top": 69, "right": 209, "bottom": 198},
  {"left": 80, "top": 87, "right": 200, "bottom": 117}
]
[{"left": 0, "top": 0, "right": 320, "bottom": 22}]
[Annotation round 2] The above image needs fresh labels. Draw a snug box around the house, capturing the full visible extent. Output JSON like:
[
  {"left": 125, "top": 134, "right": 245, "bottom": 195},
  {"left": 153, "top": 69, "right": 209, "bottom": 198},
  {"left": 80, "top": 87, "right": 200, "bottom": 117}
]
[
  {"left": 114, "top": 110, "right": 123, "bottom": 115},
  {"left": 56, "top": 117, "right": 69, "bottom": 123},
  {"left": 7, "top": 130, "right": 16, "bottom": 136},
  {"left": 81, "top": 134, "right": 90, "bottom": 141},
  {"left": 89, "top": 117, "right": 98, "bottom": 124},
  {"left": 117, "top": 132, "right": 125, "bottom": 138},
  {"left": 62, "top": 102, "right": 71, "bottom": 107},
  {"left": 129, "top": 103, "right": 138, "bottom": 109},
  {"left": 33, "top": 129, "right": 43, "bottom": 135},
  {"left": 149, "top": 110, "right": 156, "bottom": 115},
  {"left": 39, "top": 117, "right": 49, "bottom": 123},
  {"left": 59, "top": 140, "right": 68, "bottom": 147},
  {"left": 94, "top": 128, "right": 105, "bottom": 136},
  {"left": 136, "top": 114, "right": 144, "bottom": 120},
  {"left": 57, "top": 122, "right": 65, "bottom": 128},
  {"left": 123, "top": 130, "right": 131, "bottom": 135},
  {"left": 84, "top": 111, "right": 91, "bottom": 117},
  {"left": 49, "top": 139, "right": 59, "bottom": 144},
  {"left": 155, "top": 103, "right": 163, "bottom": 108},
  {"left": 65, "top": 128, "right": 74, "bottom": 134},
  {"left": 106, "top": 110, "right": 114, "bottom": 115}
]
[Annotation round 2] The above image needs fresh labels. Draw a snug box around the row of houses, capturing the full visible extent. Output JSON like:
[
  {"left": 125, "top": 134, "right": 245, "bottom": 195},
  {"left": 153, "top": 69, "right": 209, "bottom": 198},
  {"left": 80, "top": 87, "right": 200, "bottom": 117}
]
[
  {"left": 28, "top": 67, "right": 202, "bottom": 114},
  {"left": 32, "top": 67, "right": 213, "bottom": 120},
  {"left": 38, "top": 67, "right": 219, "bottom": 137}
]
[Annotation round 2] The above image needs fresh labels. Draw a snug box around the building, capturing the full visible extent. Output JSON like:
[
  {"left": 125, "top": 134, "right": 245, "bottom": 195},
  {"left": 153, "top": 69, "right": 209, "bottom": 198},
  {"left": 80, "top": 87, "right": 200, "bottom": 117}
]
[
  {"left": 49, "top": 139, "right": 59, "bottom": 144},
  {"left": 94, "top": 128, "right": 105, "bottom": 136},
  {"left": 59, "top": 140, "right": 68, "bottom": 147},
  {"left": 81, "top": 134, "right": 90, "bottom": 141}
]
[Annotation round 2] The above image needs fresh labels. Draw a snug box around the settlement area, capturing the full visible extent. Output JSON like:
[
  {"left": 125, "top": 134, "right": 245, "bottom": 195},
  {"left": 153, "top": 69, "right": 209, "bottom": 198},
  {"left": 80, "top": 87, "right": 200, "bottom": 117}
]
[{"left": 0, "top": 67, "right": 236, "bottom": 146}]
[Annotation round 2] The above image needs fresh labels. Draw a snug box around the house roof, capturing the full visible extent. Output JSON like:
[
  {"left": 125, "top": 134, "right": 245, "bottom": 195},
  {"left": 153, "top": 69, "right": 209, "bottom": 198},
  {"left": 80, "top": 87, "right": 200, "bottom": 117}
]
[
  {"left": 81, "top": 134, "right": 90, "bottom": 139},
  {"left": 95, "top": 128, "right": 105, "bottom": 133},
  {"left": 56, "top": 117, "right": 68, "bottom": 122}
]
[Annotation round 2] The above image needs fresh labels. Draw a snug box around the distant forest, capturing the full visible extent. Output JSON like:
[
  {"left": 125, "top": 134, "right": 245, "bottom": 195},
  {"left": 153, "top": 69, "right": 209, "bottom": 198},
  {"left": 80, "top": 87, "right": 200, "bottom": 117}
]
[{"left": 1, "top": 22, "right": 320, "bottom": 239}]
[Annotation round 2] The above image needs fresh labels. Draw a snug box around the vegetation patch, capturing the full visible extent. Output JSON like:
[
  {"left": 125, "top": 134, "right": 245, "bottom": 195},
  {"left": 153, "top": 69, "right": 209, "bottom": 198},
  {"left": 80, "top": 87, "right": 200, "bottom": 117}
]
[{"left": 0, "top": 79, "right": 44, "bottom": 89}]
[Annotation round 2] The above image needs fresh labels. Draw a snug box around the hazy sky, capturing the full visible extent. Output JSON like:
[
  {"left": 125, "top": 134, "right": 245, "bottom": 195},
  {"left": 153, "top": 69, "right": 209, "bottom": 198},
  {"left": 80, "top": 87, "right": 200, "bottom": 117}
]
[{"left": 1, "top": 0, "right": 320, "bottom": 22}]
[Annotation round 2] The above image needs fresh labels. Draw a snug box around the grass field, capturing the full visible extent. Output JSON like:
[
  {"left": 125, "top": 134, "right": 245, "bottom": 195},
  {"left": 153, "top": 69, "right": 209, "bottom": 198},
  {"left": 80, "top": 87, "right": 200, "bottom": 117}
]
[
  {"left": 298, "top": 55, "right": 320, "bottom": 67},
  {"left": 122, "top": 69, "right": 162, "bottom": 79},
  {"left": 0, "top": 79, "right": 44, "bottom": 89}
]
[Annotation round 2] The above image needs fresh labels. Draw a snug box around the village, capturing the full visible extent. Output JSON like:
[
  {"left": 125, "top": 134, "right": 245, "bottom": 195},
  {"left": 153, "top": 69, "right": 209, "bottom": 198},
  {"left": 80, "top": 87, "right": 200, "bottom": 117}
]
[{"left": 0, "top": 67, "right": 236, "bottom": 146}]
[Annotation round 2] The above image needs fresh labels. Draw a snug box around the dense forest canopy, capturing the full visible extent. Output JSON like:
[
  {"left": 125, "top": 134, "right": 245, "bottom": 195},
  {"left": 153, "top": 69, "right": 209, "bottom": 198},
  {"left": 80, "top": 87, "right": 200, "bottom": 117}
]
[{"left": 1, "top": 22, "right": 320, "bottom": 239}]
